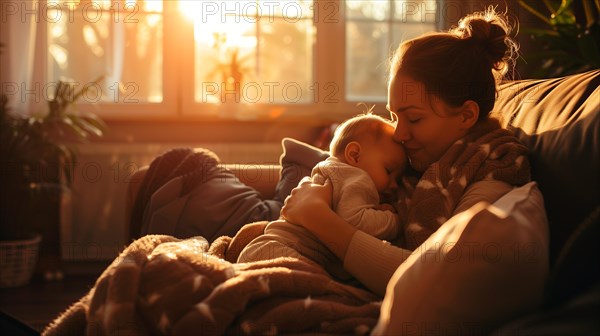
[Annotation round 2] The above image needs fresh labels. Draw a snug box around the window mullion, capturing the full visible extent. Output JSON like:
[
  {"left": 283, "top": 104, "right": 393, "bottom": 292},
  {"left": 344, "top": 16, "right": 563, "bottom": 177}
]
[
  {"left": 315, "top": 0, "right": 348, "bottom": 118},
  {"left": 169, "top": 0, "right": 195, "bottom": 117}
]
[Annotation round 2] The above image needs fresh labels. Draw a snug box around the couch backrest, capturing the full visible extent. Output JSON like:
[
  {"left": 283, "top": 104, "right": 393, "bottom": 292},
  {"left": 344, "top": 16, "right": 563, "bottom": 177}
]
[{"left": 493, "top": 70, "right": 600, "bottom": 266}]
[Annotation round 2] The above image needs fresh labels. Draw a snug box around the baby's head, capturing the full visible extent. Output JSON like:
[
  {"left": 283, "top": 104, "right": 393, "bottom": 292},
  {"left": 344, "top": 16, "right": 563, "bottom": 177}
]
[{"left": 330, "top": 113, "right": 407, "bottom": 193}]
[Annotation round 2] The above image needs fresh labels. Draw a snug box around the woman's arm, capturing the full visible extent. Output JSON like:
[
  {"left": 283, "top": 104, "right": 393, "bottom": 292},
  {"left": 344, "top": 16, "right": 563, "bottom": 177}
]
[
  {"left": 344, "top": 231, "right": 411, "bottom": 295},
  {"left": 281, "top": 178, "right": 411, "bottom": 296}
]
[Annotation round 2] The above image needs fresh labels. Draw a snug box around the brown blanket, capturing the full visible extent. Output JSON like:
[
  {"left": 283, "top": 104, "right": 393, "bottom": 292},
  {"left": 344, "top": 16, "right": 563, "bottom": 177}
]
[{"left": 43, "top": 224, "right": 381, "bottom": 335}]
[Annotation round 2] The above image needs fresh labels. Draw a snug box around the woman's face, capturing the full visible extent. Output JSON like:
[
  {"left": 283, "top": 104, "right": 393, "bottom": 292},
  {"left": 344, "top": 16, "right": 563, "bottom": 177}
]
[{"left": 387, "top": 74, "right": 470, "bottom": 172}]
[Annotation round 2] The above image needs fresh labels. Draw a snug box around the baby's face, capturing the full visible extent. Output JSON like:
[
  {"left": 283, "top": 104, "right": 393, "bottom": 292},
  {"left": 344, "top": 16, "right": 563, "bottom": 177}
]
[{"left": 356, "top": 123, "right": 407, "bottom": 193}]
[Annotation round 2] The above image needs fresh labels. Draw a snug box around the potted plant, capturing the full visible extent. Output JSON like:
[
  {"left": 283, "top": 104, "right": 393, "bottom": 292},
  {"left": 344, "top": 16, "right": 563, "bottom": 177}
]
[
  {"left": 518, "top": 0, "right": 600, "bottom": 78},
  {"left": 207, "top": 32, "right": 253, "bottom": 105},
  {"left": 0, "top": 74, "right": 106, "bottom": 287}
]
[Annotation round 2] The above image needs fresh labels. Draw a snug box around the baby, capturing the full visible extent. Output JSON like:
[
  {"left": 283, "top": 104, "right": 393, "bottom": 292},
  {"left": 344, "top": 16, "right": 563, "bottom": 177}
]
[{"left": 237, "top": 113, "right": 406, "bottom": 280}]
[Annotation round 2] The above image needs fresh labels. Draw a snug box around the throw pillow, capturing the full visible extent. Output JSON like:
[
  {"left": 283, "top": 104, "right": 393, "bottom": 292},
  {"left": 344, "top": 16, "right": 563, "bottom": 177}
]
[
  {"left": 273, "top": 137, "right": 329, "bottom": 202},
  {"left": 373, "top": 182, "right": 549, "bottom": 336}
]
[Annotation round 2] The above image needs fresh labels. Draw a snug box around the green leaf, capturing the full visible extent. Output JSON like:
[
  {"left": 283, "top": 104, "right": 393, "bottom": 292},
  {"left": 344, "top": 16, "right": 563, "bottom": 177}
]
[
  {"left": 542, "top": 0, "right": 559, "bottom": 13},
  {"left": 74, "top": 117, "right": 104, "bottom": 137},
  {"left": 583, "top": 0, "right": 598, "bottom": 27},
  {"left": 556, "top": 0, "right": 574, "bottom": 15},
  {"left": 519, "top": 0, "right": 552, "bottom": 24},
  {"left": 77, "top": 111, "right": 107, "bottom": 131},
  {"left": 64, "top": 115, "right": 90, "bottom": 139}
]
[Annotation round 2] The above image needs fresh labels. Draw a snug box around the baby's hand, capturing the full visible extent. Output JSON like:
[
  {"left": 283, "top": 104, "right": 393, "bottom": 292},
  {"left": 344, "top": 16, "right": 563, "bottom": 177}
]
[{"left": 373, "top": 203, "right": 397, "bottom": 213}]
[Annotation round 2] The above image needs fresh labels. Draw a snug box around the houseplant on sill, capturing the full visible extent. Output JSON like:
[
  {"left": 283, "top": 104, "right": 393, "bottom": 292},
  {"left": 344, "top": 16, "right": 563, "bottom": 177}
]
[{"left": 0, "top": 76, "right": 106, "bottom": 287}]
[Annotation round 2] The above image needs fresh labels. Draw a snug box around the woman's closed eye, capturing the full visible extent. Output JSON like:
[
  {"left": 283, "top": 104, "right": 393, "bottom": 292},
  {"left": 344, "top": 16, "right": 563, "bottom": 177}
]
[{"left": 408, "top": 118, "right": 421, "bottom": 124}]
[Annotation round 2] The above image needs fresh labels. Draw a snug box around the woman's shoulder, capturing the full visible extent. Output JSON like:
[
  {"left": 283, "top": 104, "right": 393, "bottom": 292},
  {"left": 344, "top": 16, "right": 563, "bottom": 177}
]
[{"left": 453, "top": 180, "right": 513, "bottom": 215}]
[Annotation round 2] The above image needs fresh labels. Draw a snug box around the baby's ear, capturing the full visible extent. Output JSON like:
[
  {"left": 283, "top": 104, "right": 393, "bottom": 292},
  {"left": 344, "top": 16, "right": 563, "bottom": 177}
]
[{"left": 344, "top": 141, "right": 361, "bottom": 164}]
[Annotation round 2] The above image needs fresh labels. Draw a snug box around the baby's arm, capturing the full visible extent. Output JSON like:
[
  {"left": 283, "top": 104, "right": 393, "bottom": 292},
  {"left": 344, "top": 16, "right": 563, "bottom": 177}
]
[
  {"left": 341, "top": 204, "right": 399, "bottom": 241},
  {"left": 373, "top": 203, "right": 397, "bottom": 213},
  {"left": 335, "top": 181, "right": 399, "bottom": 241}
]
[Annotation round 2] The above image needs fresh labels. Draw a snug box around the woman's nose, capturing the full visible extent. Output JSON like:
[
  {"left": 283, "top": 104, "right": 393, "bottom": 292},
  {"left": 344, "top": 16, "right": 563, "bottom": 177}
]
[{"left": 393, "top": 120, "right": 410, "bottom": 142}]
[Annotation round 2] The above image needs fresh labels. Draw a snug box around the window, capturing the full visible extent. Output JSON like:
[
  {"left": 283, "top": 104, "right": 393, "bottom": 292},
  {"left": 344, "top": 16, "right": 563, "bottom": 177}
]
[
  {"left": 44, "top": 0, "right": 173, "bottom": 118},
  {"left": 345, "top": 0, "right": 442, "bottom": 101},
  {"left": 41, "top": 0, "right": 441, "bottom": 121},
  {"left": 182, "top": 1, "right": 315, "bottom": 105}
]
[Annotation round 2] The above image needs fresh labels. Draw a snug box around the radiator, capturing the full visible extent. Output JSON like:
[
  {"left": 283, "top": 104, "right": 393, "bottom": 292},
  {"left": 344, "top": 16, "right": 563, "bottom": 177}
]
[{"left": 61, "top": 142, "right": 282, "bottom": 261}]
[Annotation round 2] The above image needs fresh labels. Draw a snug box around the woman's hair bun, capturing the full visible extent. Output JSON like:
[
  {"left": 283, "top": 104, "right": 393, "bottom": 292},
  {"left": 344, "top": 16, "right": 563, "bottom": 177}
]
[{"left": 450, "top": 7, "right": 517, "bottom": 74}]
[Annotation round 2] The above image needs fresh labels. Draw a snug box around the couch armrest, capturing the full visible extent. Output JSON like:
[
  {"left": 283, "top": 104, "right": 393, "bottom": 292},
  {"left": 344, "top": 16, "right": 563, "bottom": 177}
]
[
  {"left": 124, "top": 164, "right": 281, "bottom": 240},
  {"left": 223, "top": 164, "right": 280, "bottom": 200}
]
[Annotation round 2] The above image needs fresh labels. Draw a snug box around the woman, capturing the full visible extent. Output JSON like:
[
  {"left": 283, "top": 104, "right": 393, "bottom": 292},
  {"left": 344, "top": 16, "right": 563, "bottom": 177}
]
[{"left": 280, "top": 8, "right": 531, "bottom": 296}]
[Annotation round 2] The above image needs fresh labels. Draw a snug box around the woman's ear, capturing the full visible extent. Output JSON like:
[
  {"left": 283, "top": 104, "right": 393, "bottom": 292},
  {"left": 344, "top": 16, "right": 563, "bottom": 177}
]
[
  {"left": 344, "top": 141, "right": 361, "bottom": 164},
  {"left": 459, "top": 100, "right": 479, "bottom": 129}
]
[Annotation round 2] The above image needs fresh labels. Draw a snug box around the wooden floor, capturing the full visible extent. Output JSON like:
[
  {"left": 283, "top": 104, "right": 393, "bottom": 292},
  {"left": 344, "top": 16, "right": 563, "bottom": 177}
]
[{"left": 0, "top": 262, "right": 107, "bottom": 333}]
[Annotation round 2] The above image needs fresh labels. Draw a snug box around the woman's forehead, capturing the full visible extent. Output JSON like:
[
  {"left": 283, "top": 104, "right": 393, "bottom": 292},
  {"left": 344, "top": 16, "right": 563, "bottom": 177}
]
[{"left": 388, "top": 75, "right": 428, "bottom": 110}]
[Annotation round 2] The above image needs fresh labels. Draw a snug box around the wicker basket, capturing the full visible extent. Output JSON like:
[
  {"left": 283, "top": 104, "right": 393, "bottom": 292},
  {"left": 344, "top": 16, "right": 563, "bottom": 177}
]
[{"left": 0, "top": 235, "right": 41, "bottom": 288}]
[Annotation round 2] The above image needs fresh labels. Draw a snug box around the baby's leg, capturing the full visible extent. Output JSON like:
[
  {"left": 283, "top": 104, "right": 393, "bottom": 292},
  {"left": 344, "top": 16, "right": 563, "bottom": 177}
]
[
  {"left": 237, "top": 236, "right": 307, "bottom": 263},
  {"left": 237, "top": 220, "right": 331, "bottom": 270}
]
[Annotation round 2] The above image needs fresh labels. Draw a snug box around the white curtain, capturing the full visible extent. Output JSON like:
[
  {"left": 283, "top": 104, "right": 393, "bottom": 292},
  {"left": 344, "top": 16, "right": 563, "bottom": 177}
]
[
  {"left": 1, "top": 0, "right": 42, "bottom": 117},
  {"left": 1, "top": 0, "right": 126, "bottom": 116},
  {"left": 109, "top": 20, "right": 125, "bottom": 93}
]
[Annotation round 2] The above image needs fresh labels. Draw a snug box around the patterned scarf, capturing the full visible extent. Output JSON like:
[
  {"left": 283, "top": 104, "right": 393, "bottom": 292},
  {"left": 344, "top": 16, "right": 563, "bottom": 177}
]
[{"left": 396, "top": 118, "right": 531, "bottom": 250}]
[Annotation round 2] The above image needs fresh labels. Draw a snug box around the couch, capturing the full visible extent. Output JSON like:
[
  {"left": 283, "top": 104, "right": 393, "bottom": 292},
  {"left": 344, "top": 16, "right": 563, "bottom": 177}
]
[
  {"left": 492, "top": 69, "right": 599, "bottom": 304},
  {"left": 45, "top": 70, "right": 599, "bottom": 335}
]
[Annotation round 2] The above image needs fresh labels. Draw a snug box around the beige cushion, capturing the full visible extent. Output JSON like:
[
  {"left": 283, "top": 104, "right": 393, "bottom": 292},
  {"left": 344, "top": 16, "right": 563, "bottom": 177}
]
[{"left": 373, "top": 182, "right": 549, "bottom": 336}]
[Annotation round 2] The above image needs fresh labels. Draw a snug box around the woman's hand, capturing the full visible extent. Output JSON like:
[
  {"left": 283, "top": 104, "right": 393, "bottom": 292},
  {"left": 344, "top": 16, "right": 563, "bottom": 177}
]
[
  {"left": 281, "top": 177, "right": 356, "bottom": 259},
  {"left": 280, "top": 177, "right": 333, "bottom": 227}
]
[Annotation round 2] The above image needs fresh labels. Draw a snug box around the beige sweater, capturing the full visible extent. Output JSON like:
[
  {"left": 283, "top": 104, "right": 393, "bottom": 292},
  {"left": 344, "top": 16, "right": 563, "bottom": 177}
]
[{"left": 343, "top": 179, "right": 513, "bottom": 296}]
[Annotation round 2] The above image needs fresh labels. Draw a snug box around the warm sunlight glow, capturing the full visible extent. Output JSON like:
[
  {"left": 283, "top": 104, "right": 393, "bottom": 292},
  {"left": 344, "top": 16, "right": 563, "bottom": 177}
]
[
  {"left": 98, "top": 0, "right": 111, "bottom": 9},
  {"left": 193, "top": 21, "right": 256, "bottom": 49},
  {"left": 146, "top": 13, "right": 161, "bottom": 27},
  {"left": 62, "top": 0, "right": 81, "bottom": 10},
  {"left": 83, "top": 24, "right": 104, "bottom": 57},
  {"left": 49, "top": 44, "right": 68, "bottom": 69},
  {"left": 347, "top": 0, "right": 387, "bottom": 20},
  {"left": 50, "top": 23, "right": 65, "bottom": 39},
  {"left": 179, "top": 0, "right": 256, "bottom": 49},
  {"left": 143, "top": 0, "right": 163, "bottom": 12},
  {"left": 96, "top": 18, "right": 110, "bottom": 39},
  {"left": 179, "top": 0, "right": 207, "bottom": 21}
]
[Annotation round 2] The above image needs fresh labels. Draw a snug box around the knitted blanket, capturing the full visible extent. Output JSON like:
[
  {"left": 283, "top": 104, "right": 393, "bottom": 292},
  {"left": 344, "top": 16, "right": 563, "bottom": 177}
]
[
  {"left": 399, "top": 119, "right": 531, "bottom": 250},
  {"left": 43, "top": 224, "right": 381, "bottom": 336}
]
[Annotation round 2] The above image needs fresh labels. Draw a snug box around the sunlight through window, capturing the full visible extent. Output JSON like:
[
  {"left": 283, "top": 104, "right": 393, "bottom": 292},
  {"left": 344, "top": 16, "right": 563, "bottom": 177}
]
[
  {"left": 47, "top": 0, "right": 164, "bottom": 103},
  {"left": 179, "top": 0, "right": 315, "bottom": 104}
]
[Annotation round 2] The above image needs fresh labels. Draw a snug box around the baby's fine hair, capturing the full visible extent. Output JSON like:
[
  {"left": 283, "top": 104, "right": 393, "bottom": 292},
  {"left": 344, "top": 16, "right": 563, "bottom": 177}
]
[{"left": 329, "top": 113, "right": 394, "bottom": 158}]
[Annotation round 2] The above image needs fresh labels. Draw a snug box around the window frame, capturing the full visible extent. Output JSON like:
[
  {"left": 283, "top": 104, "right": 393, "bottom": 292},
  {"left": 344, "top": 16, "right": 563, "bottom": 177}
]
[
  {"left": 180, "top": 0, "right": 353, "bottom": 122},
  {"left": 36, "top": 0, "right": 443, "bottom": 122}
]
